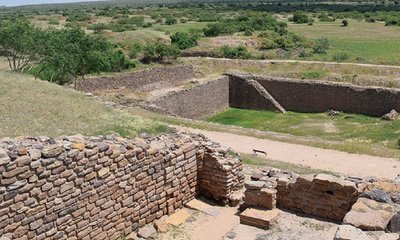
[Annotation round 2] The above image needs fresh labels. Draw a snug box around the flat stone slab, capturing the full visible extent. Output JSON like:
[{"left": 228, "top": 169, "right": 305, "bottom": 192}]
[
  {"left": 240, "top": 208, "right": 280, "bottom": 229},
  {"left": 334, "top": 225, "right": 372, "bottom": 240},
  {"left": 166, "top": 208, "right": 191, "bottom": 226},
  {"left": 343, "top": 198, "right": 394, "bottom": 231},
  {"left": 185, "top": 199, "right": 220, "bottom": 217}
]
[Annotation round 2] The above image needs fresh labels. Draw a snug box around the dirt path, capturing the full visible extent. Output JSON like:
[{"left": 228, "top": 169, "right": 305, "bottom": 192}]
[
  {"left": 176, "top": 126, "right": 400, "bottom": 179},
  {"left": 184, "top": 57, "right": 400, "bottom": 69}
]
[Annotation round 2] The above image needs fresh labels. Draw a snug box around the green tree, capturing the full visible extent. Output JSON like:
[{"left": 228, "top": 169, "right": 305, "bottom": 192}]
[
  {"left": 0, "top": 18, "right": 45, "bottom": 72},
  {"left": 292, "top": 11, "right": 309, "bottom": 24},
  {"left": 35, "top": 27, "right": 133, "bottom": 86},
  {"left": 170, "top": 32, "right": 200, "bottom": 50},
  {"left": 143, "top": 42, "right": 180, "bottom": 63}
]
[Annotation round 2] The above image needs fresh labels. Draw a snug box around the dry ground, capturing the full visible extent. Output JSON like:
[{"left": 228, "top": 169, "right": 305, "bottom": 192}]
[{"left": 158, "top": 196, "right": 338, "bottom": 240}]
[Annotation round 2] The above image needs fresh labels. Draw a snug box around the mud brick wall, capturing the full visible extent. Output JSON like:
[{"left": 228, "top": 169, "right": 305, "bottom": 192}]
[
  {"left": 276, "top": 174, "right": 360, "bottom": 221},
  {"left": 76, "top": 65, "right": 195, "bottom": 93},
  {"left": 151, "top": 76, "right": 230, "bottom": 119},
  {"left": 197, "top": 147, "right": 244, "bottom": 203},
  {"left": 0, "top": 133, "right": 243, "bottom": 240},
  {"left": 228, "top": 73, "right": 400, "bottom": 117}
]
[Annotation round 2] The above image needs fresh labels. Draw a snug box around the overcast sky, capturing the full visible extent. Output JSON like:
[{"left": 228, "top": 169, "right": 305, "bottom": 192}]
[{"left": 2, "top": 0, "right": 103, "bottom": 7}]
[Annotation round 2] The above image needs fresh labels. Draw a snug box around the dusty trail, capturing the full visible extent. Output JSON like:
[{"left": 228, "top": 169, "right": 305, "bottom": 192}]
[{"left": 176, "top": 126, "right": 400, "bottom": 179}]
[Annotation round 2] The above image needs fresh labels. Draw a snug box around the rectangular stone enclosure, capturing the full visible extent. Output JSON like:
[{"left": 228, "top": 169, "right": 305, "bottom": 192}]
[
  {"left": 0, "top": 133, "right": 244, "bottom": 240},
  {"left": 151, "top": 72, "right": 400, "bottom": 119}
]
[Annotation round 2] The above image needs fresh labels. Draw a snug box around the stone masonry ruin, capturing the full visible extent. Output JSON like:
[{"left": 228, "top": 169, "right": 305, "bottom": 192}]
[
  {"left": 241, "top": 167, "right": 400, "bottom": 238},
  {"left": 0, "top": 133, "right": 244, "bottom": 240},
  {"left": 156, "top": 72, "right": 400, "bottom": 119},
  {"left": 40, "top": 64, "right": 400, "bottom": 239},
  {"left": 75, "top": 65, "right": 400, "bottom": 119}
]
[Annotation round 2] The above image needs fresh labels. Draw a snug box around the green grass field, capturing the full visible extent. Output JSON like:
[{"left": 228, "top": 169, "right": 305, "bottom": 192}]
[
  {"left": 0, "top": 71, "right": 168, "bottom": 138},
  {"left": 208, "top": 108, "right": 400, "bottom": 154},
  {"left": 289, "top": 20, "right": 400, "bottom": 64}
]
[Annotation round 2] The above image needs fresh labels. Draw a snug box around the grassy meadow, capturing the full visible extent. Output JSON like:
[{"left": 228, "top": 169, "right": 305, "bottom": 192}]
[
  {"left": 0, "top": 71, "right": 168, "bottom": 138},
  {"left": 208, "top": 108, "right": 400, "bottom": 156},
  {"left": 289, "top": 20, "right": 400, "bottom": 64}
]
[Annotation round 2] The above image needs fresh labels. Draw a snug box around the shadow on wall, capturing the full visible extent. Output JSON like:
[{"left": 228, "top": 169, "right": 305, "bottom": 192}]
[
  {"left": 228, "top": 73, "right": 400, "bottom": 117},
  {"left": 150, "top": 72, "right": 400, "bottom": 119}
]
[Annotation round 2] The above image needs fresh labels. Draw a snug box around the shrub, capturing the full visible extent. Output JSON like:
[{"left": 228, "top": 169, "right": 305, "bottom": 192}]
[
  {"left": 165, "top": 17, "right": 177, "bottom": 25},
  {"left": 342, "top": 19, "right": 349, "bottom": 27},
  {"left": 244, "top": 29, "right": 253, "bottom": 36},
  {"left": 332, "top": 52, "right": 350, "bottom": 62},
  {"left": 127, "top": 42, "right": 143, "bottom": 59},
  {"left": 313, "top": 37, "right": 330, "bottom": 54},
  {"left": 88, "top": 23, "right": 107, "bottom": 33},
  {"left": 203, "top": 23, "right": 235, "bottom": 37},
  {"left": 170, "top": 32, "right": 200, "bottom": 50},
  {"left": 142, "top": 23, "right": 152, "bottom": 28},
  {"left": 366, "top": 18, "right": 376, "bottom": 23},
  {"left": 48, "top": 19, "right": 60, "bottom": 25},
  {"left": 142, "top": 42, "right": 180, "bottom": 63},
  {"left": 298, "top": 48, "right": 313, "bottom": 58},
  {"left": 318, "top": 12, "right": 335, "bottom": 22},
  {"left": 219, "top": 45, "right": 251, "bottom": 59},
  {"left": 260, "top": 39, "right": 278, "bottom": 50},
  {"left": 66, "top": 12, "right": 91, "bottom": 22},
  {"left": 292, "top": 11, "right": 309, "bottom": 24}
]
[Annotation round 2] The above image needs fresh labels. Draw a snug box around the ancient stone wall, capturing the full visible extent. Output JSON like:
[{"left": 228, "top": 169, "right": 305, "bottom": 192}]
[
  {"left": 228, "top": 75, "right": 286, "bottom": 113},
  {"left": 197, "top": 148, "right": 245, "bottom": 204},
  {"left": 76, "top": 65, "right": 195, "bottom": 93},
  {"left": 276, "top": 174, "right": 360, "bottom": 221},
  {"left": 0, "top": 133, "right": 243, "bottom": 240},
  {"left": 151, "top": 76, "right": 230, "bottom": 119},
  {"left": 228, "top": 73, "right": 400, "bottom": 117},
  {"left": 244, "top": 168, "right": 361, "bottom": 222}
]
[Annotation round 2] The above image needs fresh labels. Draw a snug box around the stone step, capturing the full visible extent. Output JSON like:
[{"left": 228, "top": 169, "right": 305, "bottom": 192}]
[{"left": 240, "top": 208, "right": 280, "bottom": 229}]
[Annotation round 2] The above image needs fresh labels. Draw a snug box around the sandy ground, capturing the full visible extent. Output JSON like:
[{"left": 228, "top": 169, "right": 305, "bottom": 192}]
[
  {"left": 176, "top": 126, "right": 400, "bottom": 179},
  {"left": 158, "top": 197, "right": 337, "bottom": 240}
]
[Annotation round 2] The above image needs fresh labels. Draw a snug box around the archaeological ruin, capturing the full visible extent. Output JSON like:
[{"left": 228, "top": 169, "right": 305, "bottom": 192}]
[
  {"left": 78, "top": 65, "right": 400, "bottom": 119},
  {"left": 3, "top": 65, "right": 400, "bottom": 240},
  {"left": 0, "top": 133, "right": 244, "bottom": 239}
]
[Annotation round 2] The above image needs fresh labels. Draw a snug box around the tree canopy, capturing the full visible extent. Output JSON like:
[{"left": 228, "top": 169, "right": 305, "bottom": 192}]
[
  {"left": 0, "top": 18, "right": 133, "bottom": 85},
  {"left": 0, "top": 18, "right": 46, "bottom": 72}
]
